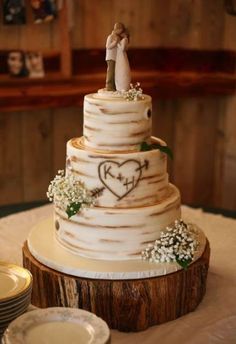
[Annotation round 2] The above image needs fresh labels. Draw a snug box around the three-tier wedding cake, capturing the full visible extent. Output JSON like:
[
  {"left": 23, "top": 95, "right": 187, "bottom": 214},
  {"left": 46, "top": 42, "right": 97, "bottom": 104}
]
[{"left": 54, "top": 91, "right": 181, "bottom": 261}]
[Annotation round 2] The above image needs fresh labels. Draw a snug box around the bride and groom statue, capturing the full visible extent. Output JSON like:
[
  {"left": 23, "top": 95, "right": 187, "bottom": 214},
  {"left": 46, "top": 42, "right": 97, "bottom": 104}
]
[{"left": 105, "top": 23, "right": 131, "bottom": 92}]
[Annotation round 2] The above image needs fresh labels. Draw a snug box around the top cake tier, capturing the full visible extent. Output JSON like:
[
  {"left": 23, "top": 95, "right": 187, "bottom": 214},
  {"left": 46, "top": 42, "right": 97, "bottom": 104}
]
[{"left": 83, "top": 91, "right": 152, "bottom": 152}]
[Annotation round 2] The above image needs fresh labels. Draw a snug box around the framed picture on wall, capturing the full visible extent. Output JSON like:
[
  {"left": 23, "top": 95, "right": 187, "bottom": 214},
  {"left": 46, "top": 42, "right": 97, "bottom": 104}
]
[
  {"left": 25, "top": 52, "right": 45, "bottom": 78},
  {"left": 7, "top": 51, "right": 28, "bottom": 77},
  {"left": 30, "top": 0, "right": 57, "bottom": 24},
  {"left": 3, "top": 0, "right": 26, "bottom": 25}
]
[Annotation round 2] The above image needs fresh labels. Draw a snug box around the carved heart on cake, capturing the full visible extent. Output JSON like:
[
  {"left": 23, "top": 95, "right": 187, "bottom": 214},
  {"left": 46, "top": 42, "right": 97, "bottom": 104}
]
[{"left": 98, "top": 159, "right": 143, "bottom": 200}]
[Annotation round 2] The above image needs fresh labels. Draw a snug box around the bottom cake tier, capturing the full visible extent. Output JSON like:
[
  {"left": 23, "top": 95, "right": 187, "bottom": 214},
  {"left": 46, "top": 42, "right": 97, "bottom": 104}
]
[
  {"left": 54, "top": 184, "right": 181, "bottom": 260},
  {"left": 26, "top": 217, "right": 206, "bottom": 279}
]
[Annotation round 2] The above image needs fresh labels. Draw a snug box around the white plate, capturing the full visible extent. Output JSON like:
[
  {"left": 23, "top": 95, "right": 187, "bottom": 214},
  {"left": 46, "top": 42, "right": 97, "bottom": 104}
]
[
  {"left": 0, "top": 263, "right": 32, "bottom": 302},
  {"left": 3, "top": 307, "right": 110, "bottom": 344}
]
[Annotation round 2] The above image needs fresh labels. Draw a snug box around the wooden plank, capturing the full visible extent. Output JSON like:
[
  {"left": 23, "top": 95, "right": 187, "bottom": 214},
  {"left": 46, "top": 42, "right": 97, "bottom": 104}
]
[
  {"left": 162, "top": 0, "right": 199, "bottom": 48},
  {"left": 50, "top": 10, "right": 60, "bottom": 50},
  {"left": 192, "top": 98, "right": 220, "bottom": 206},
  {"left": 172, "top": 100, "right": 199, "bottom": 204},
  {"left": 212, "top": 99, "right": 227, "bottom": 208},
  {"left": 135, "top": 0, "right": 199, "bottom": 48},
  {"left": 144, "top": 0, "right": 171, "bottom": 47},
  {"left": 72, "top": 0, "right": 112, "bottom": 48},
  {"left": 58, "top": 0, "right": 72, "bottom": 77},
  {"left": 111, "top": 0, "right": 142, "bottom": 47},
  {"left": 21, "top": 110, "right": 52, "bottom": 202},
  {"left": 18, "top": 1, "right": 51, "bottom": 51},
  {"left": 199, "top": 0, "right": 225, "bottom": 49},
  {"left": 153, "top": 100, "right": 176, "bottom": 144},
  {"left": 153, "top": 100, "right": 176, "bottom": 178},
  {"left": 52, "top": 107, "right": 83, "bottom": 174},
  {"left": 223, "top": 9, "right": 236, "bottom": 50},
  {"left": 71, "top": 1, "right": 84, "bottom": 49},
  {"left": 71, "top": 0, "right": 85, "bottom": 48},
  {"left": 211, "top": 96, "right": 236, "bottom": 211},
  {"left": 0, "top": 22, "right": 20, "bottom": 50},
  {"left": 0, "top": 112, "right": 23, "bottom": 206},
  {"left": 221, "top": 96, "right": 236, "bottom": 210},
  {"left": 172, "top": 97, "right": 228, "bottom": 208},
  {"left": 179, "top": 0, "right": 202, "bottom": 48}
]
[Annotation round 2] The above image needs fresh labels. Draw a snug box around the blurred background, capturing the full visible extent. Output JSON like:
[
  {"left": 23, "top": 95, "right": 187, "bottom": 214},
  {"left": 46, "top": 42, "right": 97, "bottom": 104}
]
[{"left": 0, "top": 0, "right": 236, "bottom": 215}]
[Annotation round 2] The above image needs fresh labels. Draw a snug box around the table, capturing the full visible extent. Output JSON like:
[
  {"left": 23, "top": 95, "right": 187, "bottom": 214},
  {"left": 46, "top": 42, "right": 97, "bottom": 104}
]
[{"left": 0, "top": 204, "right": 236, "bottom": 344}]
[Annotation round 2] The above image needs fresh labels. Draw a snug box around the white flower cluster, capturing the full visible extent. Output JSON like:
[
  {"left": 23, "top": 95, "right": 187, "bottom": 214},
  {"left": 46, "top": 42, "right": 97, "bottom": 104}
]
[
  {"left": 121, "top": 82, "right": 144, "bottom": 101},
  {"left": 47, "top": 170, "right": 95, "bottom": 213},
  {"left": 141, "top": 220, "right": 199, "bottom": 264}
]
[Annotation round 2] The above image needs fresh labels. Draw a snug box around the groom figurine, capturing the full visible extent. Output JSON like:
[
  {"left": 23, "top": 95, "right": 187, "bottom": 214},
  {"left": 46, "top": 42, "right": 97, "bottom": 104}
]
[{"left": 105, "top": 22, "right": 126, "bottom": 91}]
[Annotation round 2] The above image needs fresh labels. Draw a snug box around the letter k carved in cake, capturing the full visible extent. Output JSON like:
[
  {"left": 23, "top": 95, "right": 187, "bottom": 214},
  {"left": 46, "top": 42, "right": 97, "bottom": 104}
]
[{"left": 103, "top": 164, "right": 115, "bottom": 179}]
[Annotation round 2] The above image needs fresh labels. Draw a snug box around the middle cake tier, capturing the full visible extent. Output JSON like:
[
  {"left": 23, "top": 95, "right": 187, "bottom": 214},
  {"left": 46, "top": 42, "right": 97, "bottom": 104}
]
[{"left": 66, "top": 136, "right": 170, "bottom": 208}]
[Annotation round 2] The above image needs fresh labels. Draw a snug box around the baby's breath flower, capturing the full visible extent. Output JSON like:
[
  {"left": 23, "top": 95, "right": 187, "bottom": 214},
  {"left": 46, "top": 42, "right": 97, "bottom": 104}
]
[
  {"left": 121, "top": 82, "right": 145, "bottom": 101},
  {"left": 141, "top": 220, "right": 199, "bottom": 269},
  {"left": 47, "top": 170, "right": 95, "bottom": 218}
]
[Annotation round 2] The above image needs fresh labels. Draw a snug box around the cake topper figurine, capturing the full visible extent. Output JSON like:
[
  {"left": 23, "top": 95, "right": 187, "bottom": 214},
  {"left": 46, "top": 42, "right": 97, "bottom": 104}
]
[{"left": 105, "top": 22, "right": 131, "bottom": 92}]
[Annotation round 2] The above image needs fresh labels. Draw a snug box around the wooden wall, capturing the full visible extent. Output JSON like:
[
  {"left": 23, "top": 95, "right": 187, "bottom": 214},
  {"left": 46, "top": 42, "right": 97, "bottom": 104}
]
[
  {"left": 0, "top": 0, "right": 236, "bottom": 211},
  {"left": 0, "top": 108, "right": 83, "bottom": 205},
  {"left": 71, "top": 0, "right": 235, "bottom": 50},
  {"left": 154, "top": 98, "right": 236, "bottom": 212},
  {"left": 1, "top": 0, "right": 236, "bottom": 51}
]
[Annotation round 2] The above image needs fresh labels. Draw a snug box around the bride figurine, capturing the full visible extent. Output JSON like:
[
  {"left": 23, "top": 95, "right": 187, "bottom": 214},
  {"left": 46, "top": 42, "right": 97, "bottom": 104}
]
[{"left": 115, "top": 31, "right": 131, "bottom": 92}]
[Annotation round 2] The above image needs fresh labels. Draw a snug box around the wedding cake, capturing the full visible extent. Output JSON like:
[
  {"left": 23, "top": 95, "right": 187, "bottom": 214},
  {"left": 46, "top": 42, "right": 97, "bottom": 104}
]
[
  {"left": 45, "top": 22, "right": 207, "bottom": 270},
  {"left": 53, "top": 91, "right": 181, "bottom": 261}
]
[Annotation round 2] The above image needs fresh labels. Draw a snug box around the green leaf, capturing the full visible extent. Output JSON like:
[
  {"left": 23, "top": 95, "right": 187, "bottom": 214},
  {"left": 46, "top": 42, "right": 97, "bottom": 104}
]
[
  {"left": 140, "top": 141, "right": 173, "bottom": 159},
  {"left": 152, "top": 143, "right": 173, "bottom": 160},
  {"left": 140, "top": 141, "right": 152, "bottom": 151},
  {"left": 66, "top": 202, "right": 82, "bottom": 218},
  {"left": 176, "top": 257, "right": 192, "bottom": 270}
]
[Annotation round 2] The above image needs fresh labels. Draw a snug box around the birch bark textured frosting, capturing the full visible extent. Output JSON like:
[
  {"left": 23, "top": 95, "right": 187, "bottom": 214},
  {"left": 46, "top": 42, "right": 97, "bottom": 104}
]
[
  {"left": 53, "top": 87, "right": 183, "bottom": 260},
  {"left": 55, "top": 184, "right": 181, "bottom": 260},
  {"left": 83, "top": 93, "right": 152, "bottom": 152},
  {"left": 66, "top": 137, "right": 169, "bottom": 208}
]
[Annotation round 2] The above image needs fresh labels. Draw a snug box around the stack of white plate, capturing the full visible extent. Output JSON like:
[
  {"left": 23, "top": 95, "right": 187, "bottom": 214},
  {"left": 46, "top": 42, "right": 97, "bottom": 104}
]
[
  {"left": 0, "top": 262, "right": 32, "bottom": 337},
  {"left": 2, "top": 307, "right": 111, "bottom": 344}
]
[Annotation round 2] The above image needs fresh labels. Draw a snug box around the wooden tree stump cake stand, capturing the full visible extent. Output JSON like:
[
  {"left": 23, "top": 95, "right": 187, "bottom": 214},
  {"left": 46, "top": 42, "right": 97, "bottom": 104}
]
[{"left": 22, "top": 219, "right": 210, "bottom": 332}]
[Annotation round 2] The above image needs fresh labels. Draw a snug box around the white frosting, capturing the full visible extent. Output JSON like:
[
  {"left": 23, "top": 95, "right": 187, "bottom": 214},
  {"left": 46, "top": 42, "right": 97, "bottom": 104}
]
[
  {"left": 53, "top": 91, "right": 186, "bottom": 262},
  {"left": 83, "top": 93, "right": 152, "bottom": 151},
  {"left": 66, "top": 136, "right": 169, "bottom": 208},
  {"left": 54, "top": 184, "right": 181, "bottom": 261}
]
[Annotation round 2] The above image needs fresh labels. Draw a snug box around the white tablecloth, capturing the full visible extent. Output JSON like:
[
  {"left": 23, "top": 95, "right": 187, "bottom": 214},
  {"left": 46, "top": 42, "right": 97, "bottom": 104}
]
[{"left": 0, "top": 205, "right": 236, "bottom": 344}]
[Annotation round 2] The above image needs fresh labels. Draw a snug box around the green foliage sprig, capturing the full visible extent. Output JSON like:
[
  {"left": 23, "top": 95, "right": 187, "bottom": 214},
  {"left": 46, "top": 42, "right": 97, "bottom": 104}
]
[{"left": 140, "top": 141, "right": 173, "bottom": 160}]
